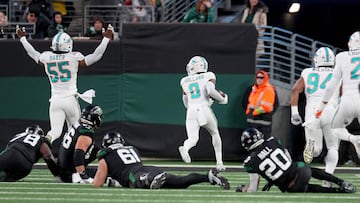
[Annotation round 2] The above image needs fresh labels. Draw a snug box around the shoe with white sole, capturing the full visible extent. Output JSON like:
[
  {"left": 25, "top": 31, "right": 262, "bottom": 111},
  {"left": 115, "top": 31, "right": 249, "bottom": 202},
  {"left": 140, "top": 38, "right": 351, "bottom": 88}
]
[{"left": 178, "top": 146, "right": 191, "bottom": 163}]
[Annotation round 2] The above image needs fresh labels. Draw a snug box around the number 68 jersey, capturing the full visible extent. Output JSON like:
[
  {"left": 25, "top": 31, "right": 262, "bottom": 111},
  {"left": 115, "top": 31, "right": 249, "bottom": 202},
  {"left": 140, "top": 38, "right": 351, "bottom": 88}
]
[
  {"left": 243, "top": 137, "right": 298, "bottom": 192},
  {"left": 39, "top": 51, "right": 85, "bottom": 100}
]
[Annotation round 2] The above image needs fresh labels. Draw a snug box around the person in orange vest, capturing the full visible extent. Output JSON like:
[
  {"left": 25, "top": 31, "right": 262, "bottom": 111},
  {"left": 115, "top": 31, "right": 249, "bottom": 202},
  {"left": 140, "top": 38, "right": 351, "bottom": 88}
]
[{"left": 245, "top": 70, "right": 276, "bottom": 139}]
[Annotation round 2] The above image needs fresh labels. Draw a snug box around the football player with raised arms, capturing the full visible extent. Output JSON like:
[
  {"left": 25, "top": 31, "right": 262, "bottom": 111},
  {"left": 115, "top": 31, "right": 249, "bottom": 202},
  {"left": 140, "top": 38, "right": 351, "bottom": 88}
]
[
  {"left": 16, "top": 24, "right": 113, "bottom": 144},
  {"left": 93, "top": 131, "right": 230, "bottom": 190},
  {"left": 178, "top": 56, "right": 228, "bottom": 171},
  {"left": 236, "top": 128, "right": 356, "bottom": 193}
]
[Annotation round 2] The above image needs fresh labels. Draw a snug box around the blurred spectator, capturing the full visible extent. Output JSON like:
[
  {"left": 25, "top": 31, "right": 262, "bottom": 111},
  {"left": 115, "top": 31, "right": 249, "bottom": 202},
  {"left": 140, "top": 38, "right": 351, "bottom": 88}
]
[
  {"left": 52, "top": 1, "right": 75, "bottom": 28},
  {"left": 89, "top": 0, "right": 119, "bottom": 26},
  {"left": 0, "top": 11, "right": 9, "bottom": 39},
  {"left": 124, "top": 0, "right": 151, "bottom": 23},
  {"left": 86, "top": 16, "right": 105, "bottom": 39},
  {"left": 240, "top": 0, "right": 268, "bottom": 55},
  {"left": 182, "top": 0, "right": 214, "bottom": 23},
  {"left": 47, "top": 11, "right": 67, "bottom": 38},
  {"left": 26, "top": 8, "right": 50, "bottom": 39},
  {"left": 24, "top": 0, "right": 54, "bottom": 24},
  {"left": 0, "top": 11, "right": 7, "bottom": 26},
  {"left": 150, "top": 0, "right": 162, "bottom": 22},
  {"left": 245, "top": 70, "right": 277, "bottom": 139}
]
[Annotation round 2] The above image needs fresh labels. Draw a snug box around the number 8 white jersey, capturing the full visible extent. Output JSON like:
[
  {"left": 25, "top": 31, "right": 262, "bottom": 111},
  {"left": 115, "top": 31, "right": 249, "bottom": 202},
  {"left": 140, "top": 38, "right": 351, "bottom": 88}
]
[
  {"left": 39, "top": 51, "right": 85, "bottom": 101},
  {"left": 180, "top": 72, "right": 216, "bottom": 106}
]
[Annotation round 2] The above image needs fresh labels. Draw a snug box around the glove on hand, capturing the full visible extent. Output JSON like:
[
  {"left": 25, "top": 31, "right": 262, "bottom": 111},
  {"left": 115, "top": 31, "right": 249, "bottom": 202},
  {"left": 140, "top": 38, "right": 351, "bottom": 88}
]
[
  {"left": 291, "top": 114, "right": 303, "bottom": 125},
  {"left": 79, "top": 171, "right": 93, "bottom": 184}
]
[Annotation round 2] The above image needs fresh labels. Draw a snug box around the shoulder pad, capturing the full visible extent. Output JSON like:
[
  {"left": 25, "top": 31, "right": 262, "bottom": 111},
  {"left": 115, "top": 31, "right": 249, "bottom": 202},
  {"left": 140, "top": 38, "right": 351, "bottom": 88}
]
[{"left": 97, "top": 148, "right": 111, "bottom": 160}]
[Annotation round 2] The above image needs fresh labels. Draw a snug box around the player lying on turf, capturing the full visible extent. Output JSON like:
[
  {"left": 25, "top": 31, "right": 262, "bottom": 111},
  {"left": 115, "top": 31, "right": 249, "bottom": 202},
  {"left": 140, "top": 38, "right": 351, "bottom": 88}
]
[
  {"left": 93, "top": 131, "right": 230, "bottom": 189},
  {"left": 236, "top": 128, "right": 356, "bottom": 193}
]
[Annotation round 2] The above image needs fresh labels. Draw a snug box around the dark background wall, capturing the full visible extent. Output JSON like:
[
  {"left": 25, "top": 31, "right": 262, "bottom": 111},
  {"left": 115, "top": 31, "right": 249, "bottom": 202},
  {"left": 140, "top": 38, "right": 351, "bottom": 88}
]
[
  {"left": 0, "top": 23, "right": 258, "bottom": 161},
  {"left": 234, "top": 0, "right": 360, "bottom": 49}
]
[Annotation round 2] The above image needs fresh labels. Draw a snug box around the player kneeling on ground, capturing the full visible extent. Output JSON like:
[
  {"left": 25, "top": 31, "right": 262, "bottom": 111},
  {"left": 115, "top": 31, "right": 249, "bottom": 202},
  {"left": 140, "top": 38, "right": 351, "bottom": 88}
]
[
  {"left": 0, "top": 125, "right": 58, "bottom": 181},
  {"left": 236, "top": 127, "right": 356, "bottom": 193},
  {"left": 93, "top": 131, "right": 230, "bottom": 189}
]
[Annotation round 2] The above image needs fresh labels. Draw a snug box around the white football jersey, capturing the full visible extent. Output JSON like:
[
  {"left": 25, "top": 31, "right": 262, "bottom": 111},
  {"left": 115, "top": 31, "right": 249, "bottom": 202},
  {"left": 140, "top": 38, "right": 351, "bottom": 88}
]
[
  {"left": 301, "top": 67, "right": 333, "bottom": 104},
  {"left": 332, "top": 51, "right": 360, "bottom": 96},
  {"left": 39, "top": 51, "right": 85, "bottom": 100},
  {"left": 180, "top": 72, "right": 216, "bottom": 106}
]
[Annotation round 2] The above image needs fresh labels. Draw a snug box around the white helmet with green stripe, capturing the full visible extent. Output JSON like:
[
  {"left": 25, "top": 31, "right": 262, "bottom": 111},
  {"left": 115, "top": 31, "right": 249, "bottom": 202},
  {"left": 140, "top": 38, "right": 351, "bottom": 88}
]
[
  {"left": 186, "top": 56, "right": 209, "bottom": 76},
  {"left": 313, "top": 47, "right": 334, "bottom": 68},
  {"left": 50, "top": 32, "right": 73, "bottom": 52}
]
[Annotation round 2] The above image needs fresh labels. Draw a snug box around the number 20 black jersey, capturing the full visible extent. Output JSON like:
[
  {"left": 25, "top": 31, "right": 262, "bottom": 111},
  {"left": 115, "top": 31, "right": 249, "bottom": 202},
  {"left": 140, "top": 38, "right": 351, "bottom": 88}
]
[{"left": 243, "top": 137, "right": 297, "bottom": 192}]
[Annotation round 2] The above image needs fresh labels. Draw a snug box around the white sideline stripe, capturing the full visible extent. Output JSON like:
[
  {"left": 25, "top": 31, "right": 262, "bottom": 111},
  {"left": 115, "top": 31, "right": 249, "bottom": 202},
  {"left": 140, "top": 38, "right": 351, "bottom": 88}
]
[
  {"left": 33, "top": 162, "right": 246, "bottom": 169},
  {"left": 0, "top": 192, "right": 358, "bottom": 200},
  {"left": 33, "top": 162, "right": 360, "bottom": 171},
  {"left": 0, "top": 192, "right": 359, "bottom": 201}
]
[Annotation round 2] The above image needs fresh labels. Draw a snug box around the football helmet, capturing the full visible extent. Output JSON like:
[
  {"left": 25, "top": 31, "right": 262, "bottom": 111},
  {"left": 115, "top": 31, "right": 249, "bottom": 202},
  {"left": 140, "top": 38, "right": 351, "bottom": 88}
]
[
  {"left": 348, "top": 31, "right": 360, "bottom": 51},
  {"left": 186, "top": 56, "right": 208, "bottom": 76},
  {"left": 50, "top": 32, "right": 73, "bottom": 52},
  {"left": 25, "top": 125, "right": 44, "bottom": 136},
  {"left": 241, "top": 128, "right": 264, "bottom": 151},
  {"left": 80, "top": 105, "right": 103, "bottom": 128},
  {"left": 313, "top": 47, "right": 335, "bottom": 68},
  {"left": 102, "top": 131, "right": 125, "bottom": 147}
]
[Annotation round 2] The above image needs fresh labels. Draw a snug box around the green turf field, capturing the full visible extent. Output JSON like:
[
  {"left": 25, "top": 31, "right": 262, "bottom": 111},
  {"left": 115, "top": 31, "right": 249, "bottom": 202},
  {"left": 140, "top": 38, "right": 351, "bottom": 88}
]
[{"left": 0, "top": 162, "right": 359, "bottom": 203}]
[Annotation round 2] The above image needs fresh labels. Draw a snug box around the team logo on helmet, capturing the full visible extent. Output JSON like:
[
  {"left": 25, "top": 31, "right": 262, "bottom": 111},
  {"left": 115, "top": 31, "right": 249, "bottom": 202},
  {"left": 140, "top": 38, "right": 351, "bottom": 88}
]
[
  {"left": 50, "top": 32, "right": 73, "bottom": 52},
  {"left": 102, "top": 131, "right": 125, "bottom": 148},
  {"left": 186, "top": 56, "right": 209, "bottom": 76},
  {"left": 80, "top": 105, "right": 103, "bottom": 128},
  {"left": 313, "top": 47, "right": 335, "bottom": 68},
  {"left": 241, "top": 128, "right": 264, "bottom": 151}
]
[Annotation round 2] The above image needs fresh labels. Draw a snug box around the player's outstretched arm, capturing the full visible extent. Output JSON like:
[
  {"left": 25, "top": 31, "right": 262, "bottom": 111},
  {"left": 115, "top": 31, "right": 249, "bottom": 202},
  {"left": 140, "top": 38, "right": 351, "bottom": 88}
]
[
  {"left": 83, "top": 24, "right": 114, "bottom": 67},
  {"left": 16, "top": 25, "right": 41, "bottom": 63},
  {"left": 40, "top": 143, "right": 59, "bottom": 177}
]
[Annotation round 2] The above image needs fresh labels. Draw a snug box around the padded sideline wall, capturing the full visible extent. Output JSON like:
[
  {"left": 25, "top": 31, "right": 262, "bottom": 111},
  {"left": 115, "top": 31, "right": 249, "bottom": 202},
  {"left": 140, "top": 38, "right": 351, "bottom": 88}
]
[{"left": 0, "top": 23, "right": 257, "bottom": 161}]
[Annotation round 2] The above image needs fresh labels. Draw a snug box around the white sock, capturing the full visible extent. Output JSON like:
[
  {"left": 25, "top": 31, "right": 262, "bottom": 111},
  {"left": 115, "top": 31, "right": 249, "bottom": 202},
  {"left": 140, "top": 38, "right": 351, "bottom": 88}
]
[{"left": 324, "top": 148, "right": 338, "bottom": 174}]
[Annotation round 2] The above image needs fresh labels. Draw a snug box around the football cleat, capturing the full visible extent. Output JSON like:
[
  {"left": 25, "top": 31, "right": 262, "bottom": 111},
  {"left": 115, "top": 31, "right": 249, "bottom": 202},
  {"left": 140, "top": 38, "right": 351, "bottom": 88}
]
[
  {"left": 303, "top": 138, "right": 315, "bottom": 164},
  {"left": 178, "top": 146, "right": 191, "bottom": 163},
  {"left": 339, "top": 181, "right": 356, "bottom": 193},
  {"left": 208, "top": 168, "right": 230, "bottom": 190},
  {"left": 150, "top": 172, "right": 166, "bottom": 189}
]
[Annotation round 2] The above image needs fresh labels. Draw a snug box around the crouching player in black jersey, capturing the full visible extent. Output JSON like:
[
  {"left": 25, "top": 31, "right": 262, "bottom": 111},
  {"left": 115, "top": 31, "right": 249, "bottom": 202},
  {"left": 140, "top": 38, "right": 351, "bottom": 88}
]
[
  {"left": 236, "top": 128, "right": 356, "bottom": 193},
  {"left": 0, "top": 125, "right": 58, "bottom": 181},
  {"left": 57, "top": 104, "right": 103, "bottom": 183},
  {"left": 93, "top": 131, "right": 230, "bottom": 190}
]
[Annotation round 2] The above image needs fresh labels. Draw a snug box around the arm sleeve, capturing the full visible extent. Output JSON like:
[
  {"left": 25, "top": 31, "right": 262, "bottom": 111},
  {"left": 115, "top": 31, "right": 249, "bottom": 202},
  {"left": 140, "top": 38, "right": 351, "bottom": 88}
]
[
  {"left": 44, "top": 156, "right": 59, "bottom": 176},
  {"left": 260, "top": 87, "right": 276, "bottom": 113},
  {"left": 247, "top": 173, "right": 260, "bottom": 192},
  {"left": 182, "top": 94, "right": 188, "bottom": 108},
  {"left": 322, "top": 59, "right": 342, "bottom": 102},
  {"left": 84, "top": 37, "right": 110, "bottom": 66},
  {"left": 19, "top": 37, "right": 41, "bottom": 63}
]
